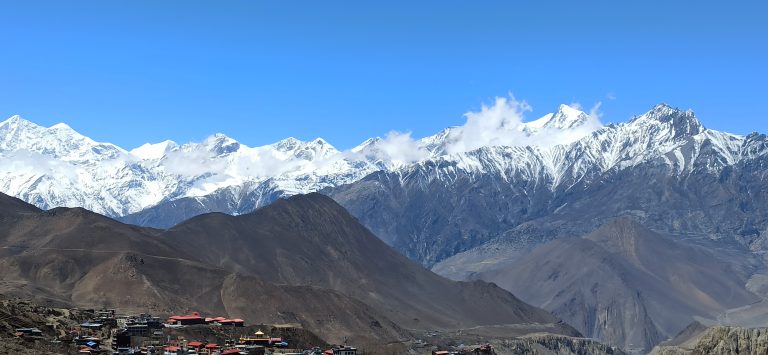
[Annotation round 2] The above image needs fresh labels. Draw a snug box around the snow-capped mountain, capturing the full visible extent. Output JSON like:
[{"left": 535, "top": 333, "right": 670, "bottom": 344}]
[
  {"left": 0, "top": 102, "right": 600, "bottom": 222},
  {"left": 329, "top": 103, "right": 768, "bottom": 265},
  {"left": 6, "top": 101, "right": 759, "bottom": 240},
  {"left": 322, "top": 103, "right": 768, "bottom": 354},
  {"left": 0, "top": 118, "right": 367, "bottom": 217},
  {"left": 0, "top": 115, "right": 126, "bottom": 163},
  {"left": 5, "top": 103, "right": 766, "bottom": 355},
  {"left": 417, "top": 103, "right": 744, "bottom": 189},
  {"left": 130, "top": 140, "right": 178, "bottom": 160}
]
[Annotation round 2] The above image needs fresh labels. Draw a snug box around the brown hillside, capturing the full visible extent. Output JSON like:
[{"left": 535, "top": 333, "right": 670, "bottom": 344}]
[{"left": 0, "top": 192, "right": 575, "bottom": 345}]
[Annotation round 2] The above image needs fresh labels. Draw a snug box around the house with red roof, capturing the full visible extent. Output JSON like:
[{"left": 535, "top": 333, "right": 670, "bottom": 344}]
[{"left": 166, "top": 311, "right": 207, "bottom": 325}]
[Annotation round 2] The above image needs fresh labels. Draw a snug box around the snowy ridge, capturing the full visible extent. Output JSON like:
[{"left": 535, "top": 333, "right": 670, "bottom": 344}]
[
  {"left": 390, "top": 104, "right": 762, "bottom": 193},
  {"left": 1, "top": 103, "right": 763, "bottom": 220},
  {"left": 131, "top": 140, "right": 178, "bottom": 160},
  {"left": 0, "top": 115, "right": 127, "bottom": 163}
]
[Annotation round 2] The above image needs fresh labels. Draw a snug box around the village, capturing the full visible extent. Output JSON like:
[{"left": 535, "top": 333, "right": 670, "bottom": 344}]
[
  {"left": 3, "top": 299, "right": 496, "bottom": 355},
  {"left": 10, "top": 306, "right": 358, "bottom": 355}
]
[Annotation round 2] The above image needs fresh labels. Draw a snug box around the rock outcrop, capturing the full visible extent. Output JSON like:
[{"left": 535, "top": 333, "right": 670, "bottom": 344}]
[
  {"left": 653, "top": 326, "right": 768, "bottom": 355},
  {"left": 501, "top": 334, "right": 627, "bottom": 355}
]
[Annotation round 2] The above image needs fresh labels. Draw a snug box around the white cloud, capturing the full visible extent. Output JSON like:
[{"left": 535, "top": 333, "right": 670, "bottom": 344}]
[
  {"left": 444, "top": 95, "right": 532, "bottom": 154},
  {"left": 569, "top": 102, "right": 584, "bottom": 111},
  {"left": 375, "top": 131, "right": 430, "bottom": 164},
  {"left": 589, "top": 101, "right": 603, "bottom": 121},
  {"left": 366, "top": 94, "right": 605, "bottom": 160},
  {"left": 0, "top": 150, "right": 80, "bottom": 179},
  {"left": 162, "top": 148, "right": 228, "bottom": 177}
]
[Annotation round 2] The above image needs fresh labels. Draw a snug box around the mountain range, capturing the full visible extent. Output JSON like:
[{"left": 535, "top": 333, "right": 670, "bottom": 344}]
[
  {"left": 330, "top": 103, "right": 764, "bottom": 265},
  {"left": 4, "top": 102, "right": 768, "bottom": 353},
  {"left": 0, "top": 101, "right": 599, "bottom": 226},
  {"left": 326, "top": 104, "right": 768, "bottom": 352}
]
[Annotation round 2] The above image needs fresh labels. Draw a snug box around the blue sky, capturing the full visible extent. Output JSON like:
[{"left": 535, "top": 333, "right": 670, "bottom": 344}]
[{"left": 1, "top": 1, "right": 766, "bottom": 149}]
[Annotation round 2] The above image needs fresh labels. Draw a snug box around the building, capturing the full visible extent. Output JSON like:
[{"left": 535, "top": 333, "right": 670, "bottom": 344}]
[
  {"left": 74, "top": 336, "right": 101, "bottom": 348},
  {"left": 239, "top": 330, "right": 271, "bottom": 346},
  {"left": 205, "top": 343, "right": 221, "bottom": 352},
  {"left": 15, "top": 328, "right": 43, "bottom": 338},
  {"left": 167, "top": 311, "right": 207, "bottom": 325},
  {"left": 187, "top": 341, "right": 205, "bottom": 351},
  {"left": 218, "top": 318, "right": 245, "bottom": 327},
  {"left": 333, "top": 345, "right": 357, "bottom": 355},
  {"left": 124, "top": 313, "right": 163, "bottom": 336},
  {"left": 128, "top": 314, "right": 163, "bottom": 328},
  {"left": 124, "top": 323, "right": 150, "bottom": 337},
  {"left": 79, "top": 322, "right": 105, "bottom": 331},
  {"left": 94, "top": 309, "right": 117, "bottom": 327},
  {"left": 163, "top": 345, "right": 181, "bottom": 353},
  {"left": 114, "top": 331, "right": 131, "bottom": 348}
]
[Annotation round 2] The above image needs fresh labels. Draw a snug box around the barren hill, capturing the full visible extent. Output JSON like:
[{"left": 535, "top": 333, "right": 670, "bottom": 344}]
[{"left": 0, "top": 192, "right": 576, "bottom": 346}]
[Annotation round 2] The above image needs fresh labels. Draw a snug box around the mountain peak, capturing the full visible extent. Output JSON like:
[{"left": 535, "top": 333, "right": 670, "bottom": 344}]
[
  {"left": 271, "top": 137, "right": 338, "bottom": 157},
  {"left": 522, "top": 104, "right": 599, "bottom": 133},
  {"left": 648, "top": 103, "right": 687, "bottom": 116},
  {"left": 272, "top": 192, "right": 348, "bottom": 216},
  {"left": 308, "top": 137, "right": 338, "bottom": 154},
  {"left": 351, "top": 137, "right": 382, "bottom": 153},
  {"left": 204, "top": 133, "right": 241, "bottom": 155},
  {"left": 556, "top": 103, "right": 583, "bottom": 116},
  {"left": 547, "top": 104, "right": 591, "bottom": 129},
  {"left": 644, "top": 103, "right": 695, "bottom": 120},
  {"left": 1, "top": 115, "right": 38, "bottom": 130},
  {"left": 2, "top": 117, "right": 78, "bottom": 134},
  {"left": 207, "top": 132, "right": 234, "bottom": 140},
  {"left": 310, "top": 137, "right": 330, "bottom": 146},
  {"left": 49, "top": 122, "right": 67, "bottom": 128},
  {"left": 635, "top": 103, "right": 704, "bottom": 136},
  {"left": 2, "top": 114, "right": 23, "bottom": 124},
  {"left": 273, "top": 137, "right": 303, "bottom": 151},
  {"left": 130, "top": 140, "right": 178, "bottom": 160}
]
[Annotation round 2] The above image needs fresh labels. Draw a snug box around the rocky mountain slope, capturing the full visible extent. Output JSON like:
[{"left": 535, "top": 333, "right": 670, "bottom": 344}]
[
  {"left": 330, "top": 104, "right": 768, "bottom": 266},
  {"left": 162, "top": 193, "right": 575, "bottom": 335},
  {"left": 0, "top": 192, "right": 577, "bottom": 346},
  {"left": 472, "top": 219, "right": 762, "bottom": 353},
  {"left": 504, "top": 334, "right": 627, "bottom": 355},
  {"left": 651, "top": 324, "right": 768, "bottom": 355},
  {"left": 0, "top": 297, "right": 90, "bottom": 354},
  {"left": 325, "top": 104, "right": 768, "bottom": 352}
]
